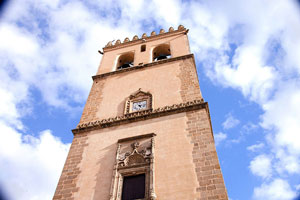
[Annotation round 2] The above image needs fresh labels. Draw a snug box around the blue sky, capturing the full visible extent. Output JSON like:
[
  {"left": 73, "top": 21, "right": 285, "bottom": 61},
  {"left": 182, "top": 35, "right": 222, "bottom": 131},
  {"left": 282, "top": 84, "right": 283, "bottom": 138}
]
[{"left": 0, "top": 0, "right": 300, "bottom": 199}]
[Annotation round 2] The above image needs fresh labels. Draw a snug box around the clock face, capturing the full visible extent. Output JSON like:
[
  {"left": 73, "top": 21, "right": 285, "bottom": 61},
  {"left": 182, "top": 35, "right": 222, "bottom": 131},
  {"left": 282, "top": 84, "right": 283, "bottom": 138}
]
[{"left": 132, "top": 100, "right": 147, "bottom": 111}]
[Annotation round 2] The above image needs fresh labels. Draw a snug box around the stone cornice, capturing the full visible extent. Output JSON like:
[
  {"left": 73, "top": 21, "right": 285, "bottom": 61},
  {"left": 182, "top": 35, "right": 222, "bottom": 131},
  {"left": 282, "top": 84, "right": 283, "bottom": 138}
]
[
  {"left": 72, "top": 99, "right": 207, "bottom": 135},
  {"left": 92, "top": 54, "right": 194, "bottom": 81}
]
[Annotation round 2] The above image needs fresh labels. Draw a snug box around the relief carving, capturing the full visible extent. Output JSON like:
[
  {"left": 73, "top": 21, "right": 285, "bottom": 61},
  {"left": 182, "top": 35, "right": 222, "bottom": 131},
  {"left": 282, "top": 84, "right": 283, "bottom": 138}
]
[
  {"left": 125, "top": 88, "right": 153, "bottom": 114},
  {"left": 118, "top": 141, "right": 152, "bottom": 167},
  {"left": 109, "top": 134, "right": 156, "bottom": 200},
  {"left": 75, "top": 99, "right": 204, "bottom": 132}
]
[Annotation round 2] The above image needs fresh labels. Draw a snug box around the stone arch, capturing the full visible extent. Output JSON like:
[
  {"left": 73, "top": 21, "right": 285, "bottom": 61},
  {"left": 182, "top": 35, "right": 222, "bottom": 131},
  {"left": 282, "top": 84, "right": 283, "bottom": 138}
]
[
  {"left": 117, "top": 52, "right": 134, "bottom": 70},
  {"left": 152, "top": 43, "right": 171, "bottom": 61}
]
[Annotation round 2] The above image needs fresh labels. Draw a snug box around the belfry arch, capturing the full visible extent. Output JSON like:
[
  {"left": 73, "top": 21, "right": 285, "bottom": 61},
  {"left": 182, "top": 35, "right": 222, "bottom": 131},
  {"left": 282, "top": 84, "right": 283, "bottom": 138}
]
[
  {"left": 152, "top": 43, "right": 171, "bottom": 61},
  {"left": 117, "top": 52, "right": 134, "bottom": 70}
]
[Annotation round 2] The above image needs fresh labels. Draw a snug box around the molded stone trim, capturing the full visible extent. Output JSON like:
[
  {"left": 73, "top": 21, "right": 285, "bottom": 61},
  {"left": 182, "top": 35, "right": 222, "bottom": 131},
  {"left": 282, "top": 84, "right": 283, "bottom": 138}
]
[
  {"left": 109, "top": 135, "right": 156, "bottom": 200},
  {"left": 92, "top": 54, "right": 194, "bottom": 80},
  {"left": 125, "top": 88, "right": 153, "bottom": 114},
  {"left": 118, "top": 133, "right": 156, "bottom": 143},
  {"left": 72, "top": 99, "right": 206, "bottom": 134}
]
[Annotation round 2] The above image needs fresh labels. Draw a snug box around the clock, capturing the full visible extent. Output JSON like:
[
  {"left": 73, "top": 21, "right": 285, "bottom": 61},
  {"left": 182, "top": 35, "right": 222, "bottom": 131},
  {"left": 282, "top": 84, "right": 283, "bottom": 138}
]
[{"left": 132, "top": 100, "right": 147, "bottom": 111}]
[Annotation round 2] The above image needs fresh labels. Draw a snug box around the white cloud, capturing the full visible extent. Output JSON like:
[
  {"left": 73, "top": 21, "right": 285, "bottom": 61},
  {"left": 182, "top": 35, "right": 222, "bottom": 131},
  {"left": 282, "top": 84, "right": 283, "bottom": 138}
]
[
  {"left": 249, "top": 154, "right": 272, "bottom": 179},
  {"left": 259, "top": 81, "right": 300, "bottom": 176},
  {"left": 261, "top": 81, "right": 300, "bottom": 155},
  {"left": 0, "top": 20, "right": 71, "bottom": 199},
  {"left": 222, "top": 113, "right": 240, "bottom": 129},
  {"left": 0, "top": 0, "right": 140, "bottom": 109},
  {"left": 214, "top": 132, "right": 227, "bottom": 146},
  {"left": 0, "top": 68, "right": 70, "bottom": 200},
  {"left": 152, "top": 0, "right": 181, "bottom": 26},
  {"left": 0, "top": 24, "right": 39, "bottom": 56},
  {"left": 0, "top": 121, "right": 70, "bottom": 200},
  {"left": 253, "top": 179, "right": 296, "bottom": 200},
  {"left": 0, "top": 1, "right": 176, "bottom": 199},
  {"left": 180, "top": 0, "right": 300, "bottom": 198},
  {"left": 0, "top": 75, "right": 29, "bottom": 130},
  {"left": 210, "top": 46, "right": 278, "bottom": 104},
  {"left": 241, "top": 122, "right": 258, "bottom": 133},
  {"left": 0, "top": 1, "right": 175, "bottom": 199},
  {"left": 247, "top": 143, "right": 265, "bottom": 152},
  {"left": 0, "top": 87, "right": 22, "bottom": 129},
  {"left": 273, "top": 147, "right": 300, "bottom": 175},
  {"left": 1, "top": 0, "right": 300, "bottom": 199}
]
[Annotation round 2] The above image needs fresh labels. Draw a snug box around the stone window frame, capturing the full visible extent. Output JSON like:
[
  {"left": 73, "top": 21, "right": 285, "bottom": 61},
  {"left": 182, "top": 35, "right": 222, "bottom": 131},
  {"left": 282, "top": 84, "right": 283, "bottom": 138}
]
[
  {"left": 109, "top": 133, "right": 157, "bottom": 200},
  {"left": 125, "top": 89, "right": 153, "bottom": 115}
]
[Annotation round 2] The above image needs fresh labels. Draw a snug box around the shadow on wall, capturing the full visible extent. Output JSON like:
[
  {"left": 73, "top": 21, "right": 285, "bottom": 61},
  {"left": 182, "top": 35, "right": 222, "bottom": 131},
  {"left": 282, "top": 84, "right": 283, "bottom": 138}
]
[{"left": 93, "top": 142, "right": 117, "bottom": 199}]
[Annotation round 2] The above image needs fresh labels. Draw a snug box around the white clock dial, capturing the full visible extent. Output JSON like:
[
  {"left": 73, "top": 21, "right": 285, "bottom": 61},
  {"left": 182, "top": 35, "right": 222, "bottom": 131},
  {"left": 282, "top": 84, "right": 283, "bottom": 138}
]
[{"left": 132, "top": 100, "right": 147, "bottom": 111}]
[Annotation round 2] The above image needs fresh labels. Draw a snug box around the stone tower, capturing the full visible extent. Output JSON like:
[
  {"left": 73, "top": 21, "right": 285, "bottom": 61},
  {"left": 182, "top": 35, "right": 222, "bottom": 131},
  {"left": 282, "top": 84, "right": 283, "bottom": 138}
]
[{"left": 53, "top": 25, "right": 228, "bottom": 200}]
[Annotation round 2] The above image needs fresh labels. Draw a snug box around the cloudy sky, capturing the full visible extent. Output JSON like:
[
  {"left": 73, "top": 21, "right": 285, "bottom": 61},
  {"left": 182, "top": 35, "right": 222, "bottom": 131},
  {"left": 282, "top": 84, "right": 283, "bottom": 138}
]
[{"left": 0, "top": 0, "right": 300, "bottom": 199}]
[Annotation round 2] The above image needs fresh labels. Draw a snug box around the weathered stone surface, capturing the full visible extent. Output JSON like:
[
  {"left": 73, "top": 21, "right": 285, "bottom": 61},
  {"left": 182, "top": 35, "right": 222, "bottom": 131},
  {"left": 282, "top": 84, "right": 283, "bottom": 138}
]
[{"left": 53, "top": 134, "right": 88, "bottom": 200}]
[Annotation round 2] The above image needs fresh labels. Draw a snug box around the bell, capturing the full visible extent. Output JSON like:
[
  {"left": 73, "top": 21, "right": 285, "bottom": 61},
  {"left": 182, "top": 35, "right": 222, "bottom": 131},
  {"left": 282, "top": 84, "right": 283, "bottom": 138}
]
[
  {"left": 157, "top": 55, "right": 167, "bottom": 60},
  {"left": 118, "top": 62, "right": 133, "bottom": 70}
]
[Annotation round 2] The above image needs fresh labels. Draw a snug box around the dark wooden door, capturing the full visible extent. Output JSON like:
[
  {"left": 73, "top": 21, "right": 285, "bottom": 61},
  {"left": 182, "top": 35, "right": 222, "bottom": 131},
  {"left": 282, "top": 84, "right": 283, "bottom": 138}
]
[{"left": 121, "top": 174, "right": 145, "bottom": 200}]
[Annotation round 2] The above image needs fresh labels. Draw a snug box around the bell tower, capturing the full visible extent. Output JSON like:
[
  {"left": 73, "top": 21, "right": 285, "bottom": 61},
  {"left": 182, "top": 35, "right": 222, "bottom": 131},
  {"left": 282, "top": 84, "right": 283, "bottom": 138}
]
[{"left": 53, "top": 25, "right": 228, "bottom": 200}]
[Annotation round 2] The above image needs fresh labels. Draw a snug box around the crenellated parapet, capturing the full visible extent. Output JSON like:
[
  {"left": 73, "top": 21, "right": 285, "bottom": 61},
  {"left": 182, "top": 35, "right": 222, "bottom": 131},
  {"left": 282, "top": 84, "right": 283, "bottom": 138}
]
[{"left": 103, "top": 25, "right": 187, "bottom": 50}]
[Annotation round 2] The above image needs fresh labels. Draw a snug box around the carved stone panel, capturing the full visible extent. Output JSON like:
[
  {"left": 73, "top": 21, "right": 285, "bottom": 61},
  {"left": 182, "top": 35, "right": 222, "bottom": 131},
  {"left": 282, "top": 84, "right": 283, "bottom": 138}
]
[
  {"left": 109, "top": 134, "right": 156, "bottom": 200},
  {"left": 125, "top": 89, "right": 153, "bottom": 114}
]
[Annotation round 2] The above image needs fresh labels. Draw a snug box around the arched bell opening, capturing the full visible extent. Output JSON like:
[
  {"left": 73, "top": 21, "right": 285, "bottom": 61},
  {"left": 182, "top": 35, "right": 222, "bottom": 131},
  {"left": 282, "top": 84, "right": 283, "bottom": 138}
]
[
  {"left": 117, "top": 52, "right": 134, "bottom": 70},
  {"left": 152, "top": 44, "right": 171, "bottom": 61}
]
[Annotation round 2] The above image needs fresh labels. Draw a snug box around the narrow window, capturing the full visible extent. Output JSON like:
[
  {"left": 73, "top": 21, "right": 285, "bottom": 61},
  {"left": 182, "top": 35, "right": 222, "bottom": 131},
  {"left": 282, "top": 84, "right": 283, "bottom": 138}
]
[
  {"left": 153, "top": 44, "right": 171, "bottom": 61},
  {"left": 141, "top": 44, "right": 146, "bottom": 52},
  {"left": 122, "top": 174, "right": 145, "bottom": 200}
]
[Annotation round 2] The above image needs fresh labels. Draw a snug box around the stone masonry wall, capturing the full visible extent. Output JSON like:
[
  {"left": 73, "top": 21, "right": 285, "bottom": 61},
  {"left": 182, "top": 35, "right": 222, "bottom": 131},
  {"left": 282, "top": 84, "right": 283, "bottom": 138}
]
[
  {"left": 53, "top": 133, "right": 88, "bottom": 200},
  {"left": 79, "top": 80, "right": 105, "bottom": 124},
  {"left": 186, "top": 109, "right": 228, "bottom": 200},
  {"left": 179, "top": 58, "right": 202, "bottom": 102},
  {"left": 79, "top": 56, "right": 202, "bottom": 126},
  {"left": 57, "top": 54, "right": 228, "bottom": 199},
  {"left": 179, "top": 55, "right": 228, "bottom": 199}
]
